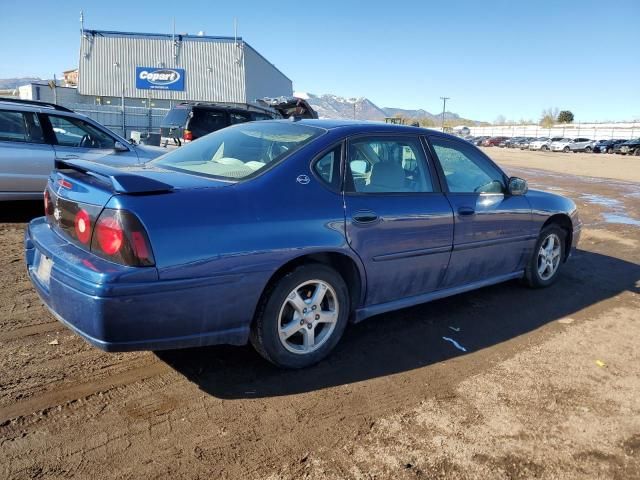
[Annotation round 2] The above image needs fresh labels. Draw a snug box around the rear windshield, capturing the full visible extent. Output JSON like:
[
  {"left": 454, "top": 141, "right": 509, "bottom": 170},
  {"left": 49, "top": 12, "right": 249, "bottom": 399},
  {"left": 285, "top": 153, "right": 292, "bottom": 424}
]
[
  {"left": 152, "top": 121, "right": 324, "bottom": 180},
  {"left": 162, "top": 106, "right": 190, "bottom": 126}
]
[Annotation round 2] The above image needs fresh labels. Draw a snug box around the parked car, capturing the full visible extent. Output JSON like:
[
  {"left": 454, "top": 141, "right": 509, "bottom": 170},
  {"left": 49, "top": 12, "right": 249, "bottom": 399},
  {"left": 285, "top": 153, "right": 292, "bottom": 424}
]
[
  {"left": 593, "top": 139, "right": 627, "bottom": 154},
  {"left": 500, "top": 137, "right": 523, "bottom": 148},
  {"left": 549, "top": 138, "right": 575, "bottom": 152},
  {"left": 529, "top": 137, "right": 562, "bottom": 151},
  {"left": 613, "top": 138, "right": 640, "bottom": 155},
  {"left": 0, "top": 98, "right": 164, "bottom": 201},
  {"left": 514, "top": 137, "right": 536, "bottom": 149},
  {"left": 566, "top": 138, "right": 594, "bottom": 153},
  {"left": 160, "top": 97, "right": 317, "bottom": 147},
  {"left": 25, "top": 119, "right": 581, "bottom": 368},
  {"left": 473, "top": 136, "right": 490, "bottom": 146},
  {"left": 482, "top": 136, "right": 509, "bottom": 147}
]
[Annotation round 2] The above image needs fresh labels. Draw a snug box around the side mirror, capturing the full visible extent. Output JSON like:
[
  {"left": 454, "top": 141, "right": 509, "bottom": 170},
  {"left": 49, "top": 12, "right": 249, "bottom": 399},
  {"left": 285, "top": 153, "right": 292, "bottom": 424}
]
[
  {"left": 114, "top": 141, "right": 129, "bottom": 152},
  {"left": 508, "top": 177, "right": 528, "bottom": 196}
]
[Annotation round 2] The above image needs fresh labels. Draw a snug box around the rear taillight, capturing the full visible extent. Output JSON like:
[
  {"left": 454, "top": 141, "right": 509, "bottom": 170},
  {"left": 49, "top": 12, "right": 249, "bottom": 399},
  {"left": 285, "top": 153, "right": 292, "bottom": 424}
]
[
  {"left": 183, "top": 130, "right": 193, "bottom": 141},
  {"left": 90, "top": 209, "right": 154, "bottom": 266},
  {"left": 44, "top": 189, "right": 53, "bottom": 216},
  {"left": 74, "top": 209, "right": 92, "bottom": 244}
]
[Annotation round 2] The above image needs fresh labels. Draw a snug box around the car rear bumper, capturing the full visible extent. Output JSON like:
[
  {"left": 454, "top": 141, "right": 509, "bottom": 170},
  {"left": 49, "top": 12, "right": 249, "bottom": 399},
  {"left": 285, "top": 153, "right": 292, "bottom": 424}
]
[{"left": 25, "top": 217, "right": 254, "bottom": 351}]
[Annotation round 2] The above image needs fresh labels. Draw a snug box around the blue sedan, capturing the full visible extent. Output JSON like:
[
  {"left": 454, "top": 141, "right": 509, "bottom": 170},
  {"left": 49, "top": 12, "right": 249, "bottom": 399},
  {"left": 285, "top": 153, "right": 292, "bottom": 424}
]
[{"left": 25, "top": 120, "right": 581, "bottom": 368}]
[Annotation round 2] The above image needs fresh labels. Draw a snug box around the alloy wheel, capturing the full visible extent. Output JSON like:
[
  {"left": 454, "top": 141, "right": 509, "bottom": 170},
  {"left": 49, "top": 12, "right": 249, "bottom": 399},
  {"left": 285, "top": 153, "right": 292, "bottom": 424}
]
[
  {"left": 537, "top": 233, "right": 562, "bottom": 281},
  {"left": 277, "top": 280, "right": 339, "bottom": 355}
]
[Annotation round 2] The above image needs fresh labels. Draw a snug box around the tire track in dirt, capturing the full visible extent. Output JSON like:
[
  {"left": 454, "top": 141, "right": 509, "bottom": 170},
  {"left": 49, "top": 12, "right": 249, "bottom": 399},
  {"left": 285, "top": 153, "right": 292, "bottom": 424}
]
[
  {"left": 0, "top": 360, "right": 169, "bottom": 424},
  {"left": 0, "top": 321, "right": 61, "bottom": 342}
]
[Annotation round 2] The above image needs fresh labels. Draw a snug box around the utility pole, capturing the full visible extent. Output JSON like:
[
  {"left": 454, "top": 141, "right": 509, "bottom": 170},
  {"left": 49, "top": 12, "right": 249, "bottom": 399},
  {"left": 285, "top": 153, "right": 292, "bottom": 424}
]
[
  {"left": 353, "top": 102, "right": 356, "bottom": 120},
  {"left": 440, "top": 97, "right": 450, "bottom": 132}
]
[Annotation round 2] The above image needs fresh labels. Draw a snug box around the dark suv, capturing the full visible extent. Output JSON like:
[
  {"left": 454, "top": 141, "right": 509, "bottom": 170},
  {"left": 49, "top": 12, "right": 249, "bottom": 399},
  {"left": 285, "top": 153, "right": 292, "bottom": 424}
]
[
  {"left": 613, "top": 138, "right": 640, "bottom": 156},
  {"left": 160, "top": 97, "right": 317, "bottom": 147}
]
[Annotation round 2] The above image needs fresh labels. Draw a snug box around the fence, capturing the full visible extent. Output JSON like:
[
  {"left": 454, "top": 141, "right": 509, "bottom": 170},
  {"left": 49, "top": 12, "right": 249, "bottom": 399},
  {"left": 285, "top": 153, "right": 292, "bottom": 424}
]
[
  {"left": 67, "top": 103, "right": 170, "bottom": 141},
  {"left": 468, "top": 122, "right": 640, "bottom": 141}
]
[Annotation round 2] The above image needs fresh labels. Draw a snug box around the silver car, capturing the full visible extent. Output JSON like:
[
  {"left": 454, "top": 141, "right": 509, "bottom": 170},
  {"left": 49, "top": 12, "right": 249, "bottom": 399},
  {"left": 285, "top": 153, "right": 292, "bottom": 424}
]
[
  {"left": 0, "top": 98, "right": 164, "bottom": 200},
  {"left": 566, "top": 137, "right": 595, "bottom": 153}
]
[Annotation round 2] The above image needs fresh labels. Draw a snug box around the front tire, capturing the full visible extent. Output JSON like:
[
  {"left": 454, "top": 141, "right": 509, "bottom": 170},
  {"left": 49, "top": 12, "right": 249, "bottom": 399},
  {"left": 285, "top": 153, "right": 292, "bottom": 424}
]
[
  {"left": 563, "top": 146, "right": 570, "bottom": 153},
  {"left": 541, "top": 145, "right": 549, "bottom": 151},
  {"left": 524, "top": 225, "right": 566, "bottom": 288},
  {"left": 585, "top": 146, "right": 592, "bottom": 153},
  {"left": 250, "top": 264, "right": 349, "bottom": 368}
]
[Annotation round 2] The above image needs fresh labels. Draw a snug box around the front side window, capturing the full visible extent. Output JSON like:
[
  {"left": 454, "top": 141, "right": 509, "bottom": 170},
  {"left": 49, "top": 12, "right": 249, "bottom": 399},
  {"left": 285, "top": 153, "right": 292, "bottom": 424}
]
[
  {"left": 346, "top": 136, "right": 433, "bottom": 193},
  {"left": 430, "top": 137, "right": 505, "bottom": 194},
  {"left": 153, "top": 121, "right": 324, "bottom": 180},
  {"left": 0, "top": 111, "right": 44, "bottom": 143},
  {"left": 49, "top": 115, "right": 115, "bottom": 149}
]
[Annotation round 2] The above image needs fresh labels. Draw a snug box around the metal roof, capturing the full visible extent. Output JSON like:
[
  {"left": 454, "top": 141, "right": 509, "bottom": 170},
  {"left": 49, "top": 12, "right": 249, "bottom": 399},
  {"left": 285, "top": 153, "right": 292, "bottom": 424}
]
[
  {"left": 84, "top": 29, "right": 241, "bottom": 42},
  {"left": 82, "top": 30, "right": 291, "bottom": 83}
]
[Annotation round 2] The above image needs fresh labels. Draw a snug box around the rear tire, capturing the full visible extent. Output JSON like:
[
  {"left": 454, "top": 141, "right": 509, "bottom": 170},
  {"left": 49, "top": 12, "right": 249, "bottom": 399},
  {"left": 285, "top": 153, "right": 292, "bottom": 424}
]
[
  {"left": 250, "top": 264, "right": 349, "bottom": 369},
  {"left": 524, "top": 225, "right": 567, "bottom": 288}
]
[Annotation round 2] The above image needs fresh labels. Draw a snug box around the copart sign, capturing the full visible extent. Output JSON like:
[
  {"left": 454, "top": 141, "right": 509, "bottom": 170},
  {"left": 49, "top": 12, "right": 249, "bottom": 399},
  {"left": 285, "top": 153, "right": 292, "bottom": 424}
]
[{"left": 136, "top": 67, "right": 185, "bottom": 91}]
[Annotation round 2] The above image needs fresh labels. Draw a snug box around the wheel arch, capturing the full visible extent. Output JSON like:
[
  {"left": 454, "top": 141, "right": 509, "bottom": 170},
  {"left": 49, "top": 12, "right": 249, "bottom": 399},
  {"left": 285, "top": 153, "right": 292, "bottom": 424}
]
[
  {"left": 542, "top": 213, "right": 573, "bottom": 261},
  {"left": 253, "top": 250, "right": 366, "bottom": 325}
]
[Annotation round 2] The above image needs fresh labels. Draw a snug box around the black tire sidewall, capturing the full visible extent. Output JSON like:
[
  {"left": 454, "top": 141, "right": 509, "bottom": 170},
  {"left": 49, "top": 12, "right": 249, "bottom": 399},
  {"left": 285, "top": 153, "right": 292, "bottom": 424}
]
[
  {"left": 526, "top": 226, "right": 566, "bottom": 288},
  {"left": 251, "top": 264, "right": 349, "bottom": 369}
]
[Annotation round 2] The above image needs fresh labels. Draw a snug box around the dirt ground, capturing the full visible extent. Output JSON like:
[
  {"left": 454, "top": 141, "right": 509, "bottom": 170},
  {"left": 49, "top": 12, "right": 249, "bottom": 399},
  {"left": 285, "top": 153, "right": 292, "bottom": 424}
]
[
  {"left": 1, "top": 151, "right": 639, "bottom": 479},
  {"left": 482, "top": 147, "right": 640, "bottom": 183}
]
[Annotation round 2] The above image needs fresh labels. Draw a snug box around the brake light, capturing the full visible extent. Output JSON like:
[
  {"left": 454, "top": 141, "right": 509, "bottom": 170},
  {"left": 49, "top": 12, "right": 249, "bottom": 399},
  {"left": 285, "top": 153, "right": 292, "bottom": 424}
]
[
  {"left": 90, "top": 209, "right": 155, "bottom": 266},
  {"left": 74, "top": 209, "right": 92, "bottom": 244},
  {"left": 183, "top": 130, "right": 193, "bottom": 141},
  {"left": 44, "top": 189, "right": 52, "bottom": 216},
  {"left": 96, "top": 215, "right": 123, "bottom": 254}
]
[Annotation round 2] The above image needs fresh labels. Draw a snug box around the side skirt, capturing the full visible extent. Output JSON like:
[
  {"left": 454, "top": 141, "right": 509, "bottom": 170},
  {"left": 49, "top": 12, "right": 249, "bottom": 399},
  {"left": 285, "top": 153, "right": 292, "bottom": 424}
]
[{"left": 353, "top": 270, "right": 524, "bottom": 323}]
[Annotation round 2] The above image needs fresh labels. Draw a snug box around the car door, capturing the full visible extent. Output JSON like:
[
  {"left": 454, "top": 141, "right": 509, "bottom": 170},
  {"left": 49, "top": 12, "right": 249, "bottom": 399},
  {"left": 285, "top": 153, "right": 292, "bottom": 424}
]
[
  {"left": 44, "top": 114, "right": 140, "bottom": 165},
  {"left": 0, "top": 110, "right": 54, "bottom": 196},
  {"left": 427, "top": 135, "right": 534, "bottom": 288},
  {"left": 343, "top": 134, "right": 454, "bottom": 306}
]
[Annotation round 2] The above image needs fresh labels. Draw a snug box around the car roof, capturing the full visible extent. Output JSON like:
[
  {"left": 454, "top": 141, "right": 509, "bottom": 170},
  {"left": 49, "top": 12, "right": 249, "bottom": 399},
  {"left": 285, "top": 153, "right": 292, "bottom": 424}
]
[
  {"left": 271, "top": 118, "right": 457, "bottom": 138},
  {"left": 0, "top": 98, "right": 76, "bottom": 115}
]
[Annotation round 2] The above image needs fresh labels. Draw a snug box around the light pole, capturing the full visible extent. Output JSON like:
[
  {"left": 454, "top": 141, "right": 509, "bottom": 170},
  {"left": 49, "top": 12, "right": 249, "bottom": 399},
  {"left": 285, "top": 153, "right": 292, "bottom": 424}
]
[{"left": 440, "top": 97, "right": 450, "bottom": 132}]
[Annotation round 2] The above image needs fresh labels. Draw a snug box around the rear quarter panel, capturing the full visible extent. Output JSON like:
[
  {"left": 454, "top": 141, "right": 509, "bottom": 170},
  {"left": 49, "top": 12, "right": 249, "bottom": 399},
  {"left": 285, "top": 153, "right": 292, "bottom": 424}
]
[{"left": 106, "top": 136, "right": 362, "bottom": 333}]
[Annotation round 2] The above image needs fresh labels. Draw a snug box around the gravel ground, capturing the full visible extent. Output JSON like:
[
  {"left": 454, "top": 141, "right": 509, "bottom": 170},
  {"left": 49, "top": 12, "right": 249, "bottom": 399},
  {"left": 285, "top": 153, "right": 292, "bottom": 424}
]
[{"left": 1, "top": 151, "right": 639, "bottom": 479}]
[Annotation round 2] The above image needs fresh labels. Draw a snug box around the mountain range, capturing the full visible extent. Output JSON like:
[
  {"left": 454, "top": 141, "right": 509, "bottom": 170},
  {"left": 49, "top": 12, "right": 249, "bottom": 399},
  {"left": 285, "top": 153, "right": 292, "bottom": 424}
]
[{"left": 294, "top": 92, "right": 467, "bottom": 123}]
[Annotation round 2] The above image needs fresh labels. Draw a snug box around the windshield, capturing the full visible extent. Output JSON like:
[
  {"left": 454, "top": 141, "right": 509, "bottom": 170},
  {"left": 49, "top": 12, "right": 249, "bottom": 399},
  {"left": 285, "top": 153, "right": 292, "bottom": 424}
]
[{"left": 152, "top": 121, "right": 324, "bottom": 180}]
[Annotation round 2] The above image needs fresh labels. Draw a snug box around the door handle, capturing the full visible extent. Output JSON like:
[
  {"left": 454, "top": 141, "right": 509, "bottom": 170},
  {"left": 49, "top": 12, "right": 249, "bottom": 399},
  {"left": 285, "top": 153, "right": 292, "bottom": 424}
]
[
  {"left": 458, "top": 206, "right": 476, "bottom": 216},
  {"left": 61, "top": 154, "right": 79, "bottom": 159},
  {"left": 352, "top": 211, "right": 379, "bottom": 225}
]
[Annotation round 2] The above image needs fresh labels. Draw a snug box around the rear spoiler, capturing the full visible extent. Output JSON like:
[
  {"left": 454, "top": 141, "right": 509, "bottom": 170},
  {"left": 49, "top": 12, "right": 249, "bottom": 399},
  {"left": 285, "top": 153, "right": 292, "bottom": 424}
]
[{"left": 54, "top": 158, "right": 174, "bottom": 194}]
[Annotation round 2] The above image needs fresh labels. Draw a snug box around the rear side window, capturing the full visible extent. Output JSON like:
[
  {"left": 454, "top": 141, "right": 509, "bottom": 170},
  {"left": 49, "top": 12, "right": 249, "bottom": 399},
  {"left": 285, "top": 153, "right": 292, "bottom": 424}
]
[
  {"left": 189, "top": 109, "right": 228, "bottom": 137},
  {"left": 0, "top": 111, "right": 44, "bottom": 143},
  {"left": 230, "top": 112, "right": 251, "bottom": 125},
  {"left": 313, "top": 145, "right": 342, "bottom": 190},
  {"left": 346, "top": 136, "right": 434, "bottom": 193}
]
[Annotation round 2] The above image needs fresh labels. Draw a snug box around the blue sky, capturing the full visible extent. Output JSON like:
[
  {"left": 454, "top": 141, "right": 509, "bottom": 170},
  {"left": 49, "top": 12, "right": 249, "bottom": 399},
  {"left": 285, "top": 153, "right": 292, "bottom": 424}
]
[{"left": 1, "top": 0, "right": 638, "bottom": 122}]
